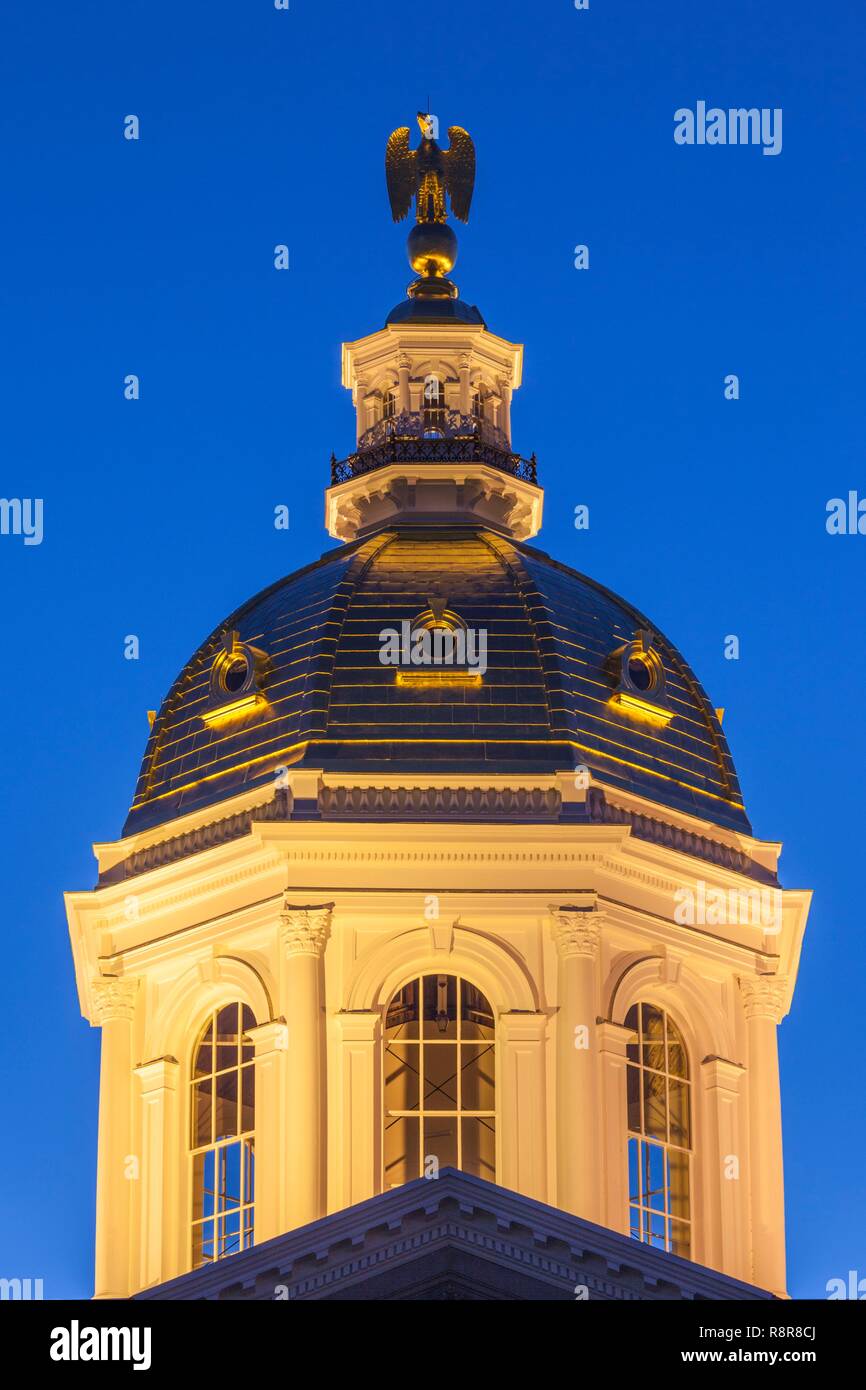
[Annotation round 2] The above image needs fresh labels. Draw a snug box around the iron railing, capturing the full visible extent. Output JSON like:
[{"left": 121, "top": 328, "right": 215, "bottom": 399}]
[{"left": 330, "top": 411, "right": 537, "bottom": 486}]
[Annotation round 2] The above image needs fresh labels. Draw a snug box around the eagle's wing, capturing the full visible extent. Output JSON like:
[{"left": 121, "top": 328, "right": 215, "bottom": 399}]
[
  {"left": 443, "top": 126, "right": 476, "bottom": 223},
  {"left": 385, "top": 127, "right": 416, "bottom": 222}
]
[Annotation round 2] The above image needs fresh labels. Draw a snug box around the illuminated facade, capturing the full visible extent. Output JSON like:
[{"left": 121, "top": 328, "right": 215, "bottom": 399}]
[{"left": 66, "top": 121, "right": 809, "bottom": 1301}]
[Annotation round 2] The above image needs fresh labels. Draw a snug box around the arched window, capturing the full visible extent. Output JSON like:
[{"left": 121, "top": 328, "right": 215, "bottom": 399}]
[
  {"left": 625, "top": 1003, "right": 691, "bottom": 1258},
  {"left": 190, "top": 1002, "right": 256, "bottom": 1268},
  {"left": 422, "top": 376, "right": 446, "bottom": 432},
  {"left": 382, "top": 388, "right": 397, "bottom": 421},
  {"left": 384, "top": 974, "right": 495, "bottom": 1187}
]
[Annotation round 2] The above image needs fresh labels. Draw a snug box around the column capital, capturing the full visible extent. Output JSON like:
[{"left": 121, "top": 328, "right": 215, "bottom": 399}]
[
  {"left": 550, "top": 905, "right": 603, "bottom": 959},
  {"left": 458, "top": 352, "right": 471, "bottom": 371},
  {"left": 91, "top": 974, "right": 139, "bottom": 1024},
  {"left": 738, "top": 975, "right": 787, "bottom": 1023},
  {"left": 396, "top": 352, "right": 411, "bottom": 371},
  {"left": 280, "top": 900, "right": 333, "bottom": 958}
]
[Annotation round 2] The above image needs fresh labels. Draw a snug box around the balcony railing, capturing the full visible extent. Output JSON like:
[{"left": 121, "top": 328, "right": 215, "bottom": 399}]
[{"left": 330, "top": 411, "right": 538, "bottom": 486}]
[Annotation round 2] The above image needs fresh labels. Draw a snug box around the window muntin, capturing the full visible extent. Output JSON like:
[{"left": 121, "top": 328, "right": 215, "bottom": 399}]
[
  {"left": 382, "top": 388, "right": 397, "bottom": 420},
  {"left": 625, "top": 1002, "right": 691, "bottom": 1258},
  {"left": 190, "top": 1002, "right": 256, "bottom": 1268},
  {"left": 384, "top": 974, "right": 495, "bottom": 1187}
]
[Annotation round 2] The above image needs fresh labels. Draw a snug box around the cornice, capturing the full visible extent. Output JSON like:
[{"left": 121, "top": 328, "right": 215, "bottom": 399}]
[{"left": 89, "top": 781, "right": 779, "bottom": 891}]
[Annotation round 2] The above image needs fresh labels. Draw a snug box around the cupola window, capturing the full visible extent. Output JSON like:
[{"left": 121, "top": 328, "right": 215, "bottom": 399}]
[
  {"left": 384, "top": 974, "right": 495, "bottom": 1187},
  {"left": 625, "top": 1002, "right": 691, "bottom": 1258},
  {"left": 190, "top": 1002, "right": 256, "bottom": 1267}
]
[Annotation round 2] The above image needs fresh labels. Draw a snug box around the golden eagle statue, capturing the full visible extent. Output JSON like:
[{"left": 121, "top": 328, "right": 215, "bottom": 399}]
[{"left": 386, "top": 113, "right": 476, "bottom": 225}]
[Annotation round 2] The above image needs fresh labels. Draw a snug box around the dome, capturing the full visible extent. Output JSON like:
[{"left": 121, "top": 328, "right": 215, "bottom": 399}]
[
  {"left": 123, "top": 527, "right": 749, "bottom": 838},
  {"left": 385, "top": 295, "right": 485, "bottom": 326}
]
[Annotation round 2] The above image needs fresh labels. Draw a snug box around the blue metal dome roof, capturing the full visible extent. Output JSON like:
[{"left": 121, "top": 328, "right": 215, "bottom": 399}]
[
  {"left": 123, "top": 528, "right": 749, "bottom": 838},
  {"left": 385, "top": 296, "right": 485, "bottom": 326}
]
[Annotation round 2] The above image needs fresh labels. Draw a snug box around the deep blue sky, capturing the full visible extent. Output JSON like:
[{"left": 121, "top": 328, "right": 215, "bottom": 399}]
[{"left": 1, "top": 0, "right": 863, "bottom": 1299}]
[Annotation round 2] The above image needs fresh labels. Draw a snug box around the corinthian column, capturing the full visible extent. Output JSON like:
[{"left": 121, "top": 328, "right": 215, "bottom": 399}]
[
  {"left": 396, "top": 353, "right": 411, "bottom": 414},
  {"left": 739, "top": 975, "right": 788, "bottom": 1295},
  {"left": 551, "top": 906, "right": 602, "bottom": 1223},
  {"left": 458, "top": 353, "right": 471, "bottom": 415},
  {"left": 91, "top": 974, "right": 138, "bottom": 1299},
  {"left": 280, "top": 901, "right": 332, "bottom": 1230},
  {"left": 499, "top": 373, "right": 513, "bottom": 445}
]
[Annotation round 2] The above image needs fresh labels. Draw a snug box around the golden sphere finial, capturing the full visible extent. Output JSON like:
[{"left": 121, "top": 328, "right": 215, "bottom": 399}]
[{"left": 407, "top": 222, "right": 458, "bottom": 278}]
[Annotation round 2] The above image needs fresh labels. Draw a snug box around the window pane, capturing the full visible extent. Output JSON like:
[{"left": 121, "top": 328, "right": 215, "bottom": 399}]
[
  {"left": 222, "top": 1209, "right": 241, "bottom": 1258},
  {"left": 220, "top": 1141, "right": 242, "bottom": 1210},
  {"left": 386, "top": 980, "right": 419, "bottom": 1039},
  {"left": 193, "top": 1218, "right": 214, "bottom": 1267},
  {"left": 243, "top": 1207, "right": 254, "bottom": 1251},
  {"left": 384, "top": 1115, "right": 420, "bottom": 1187},
  {"left": 624, "top": 1004, "right": 640, "bottom": 1064},
  {"left": 424, "top": 1116, "right": 458, "bottom": 1172},
  {"left": 628, "top": 1136, "right": 640, "bottom": 1203},
  {"left": 642, "top": 1005, "right": 665, "bottom": 1071},
  {"left": 642, "top": 1070, "right": 667, "bottom": 1141},
  {"left": 194, "top": 1021, "right": 213, "bottom": 1078},
  {"left": 668, "top": 1078, "right": 690, "bottom": 1148},
  {"left": 461, "top": 1044, "right": 495, "bottom": 1111},
  {"left": 461, "top": 983, "right": 495, "bottom": 1040},
  {"left": 424, "top": 975, "right": 457, "bottom": 1039},
  {"left": 215, "top": 1069, "right": 238, "bottom": 1142},
  {"left": 669, "top": 1149, "right": 690, "bottom": 1223},
  {"left": 192, "top": 1079, "right": 212, "bottom": 1148},
  {"left": 241, "top": 1006, "right": 255, "bottom": 1064},
  {"left": 240, "top": 1064, "right": 255, "bottom": 1135},
  {"left": 648, "top": 1212, "right": 666, "bottom": 1249},
  {"left": 626, "top": 1063, "right": 641, "bottom": 1132},
  {"left": 216, "top": 1003, "right": 239, "bottom": 1042},
  {"left": 667, "top": 1038, "right": 687, "bottom": 1078},
  {"left": 243, "top": 1139, "right": 255, "bottom": 1206},
  {"left": 191, "top": 1152, "right": 208, "bottom": 1222},
  {"left": 462, "top": 1117, "right": 495, "bottom": 1181},
  {"left": 384, "top": 1043, "right": 420, "bottom": 1112},
  {"left": 670, "top": 1219, "right": 690, "bottom": 1259},
  {"left": 645, "top": 1141, "right": 666, "bottom": 1211},
  {"left": 423, "top": 1043, "right": 458, "bottom": 1109}
]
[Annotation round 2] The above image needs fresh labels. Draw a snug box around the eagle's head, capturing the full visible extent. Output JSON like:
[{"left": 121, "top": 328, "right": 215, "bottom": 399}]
[{"left": 416, "top": 112, "right": 438, "bottom": 142}]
